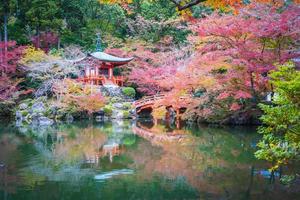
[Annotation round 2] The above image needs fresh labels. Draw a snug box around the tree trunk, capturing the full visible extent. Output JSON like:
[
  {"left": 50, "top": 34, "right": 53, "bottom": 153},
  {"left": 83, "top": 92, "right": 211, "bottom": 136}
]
[
  {"left": 249, "top": 72, "right": 257, "bottom": 103},
  {"left": 0, "top": 30, "right": 2, "bottom": 75},
  {"left": 57, "top": 37, "right": 61, "bottom": 50},
  {"left": 36, "top": 26, "right": 40, "bottom": 49},
  {"left": 3, "top": 13, "right": 8, "bottom": 73},
  {"left": 4, "top": 14, "right": 7, "bottom": 48}
]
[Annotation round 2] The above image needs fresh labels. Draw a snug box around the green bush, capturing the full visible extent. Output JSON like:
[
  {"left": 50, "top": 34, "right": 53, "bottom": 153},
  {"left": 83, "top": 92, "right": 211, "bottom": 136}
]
[
  {"left": 122, "top": 110, "right": 130, "bottom": 118},
  {"left": 255, "top": 62, "right": 300, "bottom": 171},
  {"left": 123, "top": 135, "right": 136, "bottom": 146},
  {"left": 111, "top": 96, "right": 122, "bottom": 103},
  {"left": 103, "top": 105, "right": 113, "bottom": 116},
  {"left": 122, "top": 87, "right": 136, "bottom": 98},
  {"left": 123, "top": 102, "right": 132, "bottom": 110}
]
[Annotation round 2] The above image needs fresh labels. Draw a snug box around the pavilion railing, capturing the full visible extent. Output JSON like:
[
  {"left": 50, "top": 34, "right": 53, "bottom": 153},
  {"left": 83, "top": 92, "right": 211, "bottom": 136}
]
[{"left": 77, "top": 75, "right": 125, "bottom": 86}]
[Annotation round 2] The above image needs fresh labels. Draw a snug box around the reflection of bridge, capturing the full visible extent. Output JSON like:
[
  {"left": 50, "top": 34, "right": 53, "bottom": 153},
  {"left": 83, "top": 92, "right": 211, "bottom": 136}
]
[{"left": 132, "top": 126, "right": 186, "bottom": 144}]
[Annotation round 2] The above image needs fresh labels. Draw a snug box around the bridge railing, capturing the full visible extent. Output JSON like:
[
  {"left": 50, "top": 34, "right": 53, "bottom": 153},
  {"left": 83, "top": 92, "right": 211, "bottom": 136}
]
[
  {"left": 133, "top": 94, "right": 166, "bottom": 108},
  {"left": 133, "top": 93, "right": 192, "bottom": 109}
]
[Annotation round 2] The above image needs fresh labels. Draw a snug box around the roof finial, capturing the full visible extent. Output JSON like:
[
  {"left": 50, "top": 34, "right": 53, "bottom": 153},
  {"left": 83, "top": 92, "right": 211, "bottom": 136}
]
[{"left": 96, "top": 33, "right": 102, "bottom": 52}]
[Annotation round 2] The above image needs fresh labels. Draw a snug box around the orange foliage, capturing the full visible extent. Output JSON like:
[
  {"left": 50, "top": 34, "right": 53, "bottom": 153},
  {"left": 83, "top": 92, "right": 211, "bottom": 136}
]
[{"left": 53, "top": 79, "right": 106, "bottom": 114}]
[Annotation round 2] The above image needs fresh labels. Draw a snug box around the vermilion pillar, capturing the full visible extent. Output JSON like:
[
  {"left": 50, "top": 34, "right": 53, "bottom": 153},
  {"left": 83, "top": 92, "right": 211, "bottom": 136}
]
[{"left": 109, "top": 66, "right": 113, "bottom": 79}]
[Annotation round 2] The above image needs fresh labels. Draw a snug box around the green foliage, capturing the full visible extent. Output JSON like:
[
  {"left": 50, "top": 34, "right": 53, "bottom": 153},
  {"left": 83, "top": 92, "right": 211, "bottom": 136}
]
[
  {"left": 49, "top": 48, "right": 64, "bottom": 57},
  {"left": 122, "top": 87, "right": 136, "bottom": 98},
  {"left": 139, "top": 0, "right": 177, "bottom": 20},
  {"left": 103, "top": 105, "right": 113, "bottom": 116},
  {"left": 20, "top": 46, "right": 47, "bottom": 64},
  {"left": 255, "top": 62, "right": 300, "bottom": 170},
  {"left": 122, "top": 102, "right": 132, "bottom": 110},
  {"left": 280, "top": 175, "right": 296, "bottom": 185},
  {"left": 122, "top": 110, "right": 130, "bottom": 118},
  {"left": 111, "top": 96, "right": 122, "bottom": 103},
  {"left": 25, "top": 0, "right": 63, "bottom": 32},
  {"left": 122, "top": 135, "right": 136, "bottom": 146}
]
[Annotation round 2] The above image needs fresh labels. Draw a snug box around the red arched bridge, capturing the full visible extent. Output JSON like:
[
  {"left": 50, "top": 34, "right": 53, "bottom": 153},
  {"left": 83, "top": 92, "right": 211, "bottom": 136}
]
[
  {"left": 133, "top": 93, "right": 189, "bottom": 115},
  {"left": 133, "top": 94, "right": 165, "bottom": 114}
]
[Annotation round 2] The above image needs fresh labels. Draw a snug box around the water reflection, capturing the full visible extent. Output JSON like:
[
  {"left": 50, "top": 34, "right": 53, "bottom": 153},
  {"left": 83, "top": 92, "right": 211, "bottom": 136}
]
[{"left": 0, "top": 120, "right": 299, "bottom": 200}]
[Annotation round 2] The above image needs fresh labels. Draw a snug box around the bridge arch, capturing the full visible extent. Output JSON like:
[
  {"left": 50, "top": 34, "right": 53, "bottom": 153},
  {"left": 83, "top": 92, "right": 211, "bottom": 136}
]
[{"left": 133, "top": 94, "right": 189, "bottom": 120}]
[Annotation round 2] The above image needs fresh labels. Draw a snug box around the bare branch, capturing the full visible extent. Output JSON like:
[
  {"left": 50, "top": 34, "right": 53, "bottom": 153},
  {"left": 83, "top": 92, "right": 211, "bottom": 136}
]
[{"left": 169, "top": 0, "right": 206, "bottom": 11}]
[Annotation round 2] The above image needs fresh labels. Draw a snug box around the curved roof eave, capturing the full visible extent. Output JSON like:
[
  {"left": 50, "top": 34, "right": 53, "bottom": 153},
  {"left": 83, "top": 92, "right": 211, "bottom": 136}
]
[{"left": 89, "top": 52, "right": 134, "bottom": 64}]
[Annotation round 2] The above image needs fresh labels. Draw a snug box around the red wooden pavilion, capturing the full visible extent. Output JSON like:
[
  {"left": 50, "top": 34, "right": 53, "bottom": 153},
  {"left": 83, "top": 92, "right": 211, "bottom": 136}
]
[{"left": 78, "top": 51, "right": 134, "bottom": 86}]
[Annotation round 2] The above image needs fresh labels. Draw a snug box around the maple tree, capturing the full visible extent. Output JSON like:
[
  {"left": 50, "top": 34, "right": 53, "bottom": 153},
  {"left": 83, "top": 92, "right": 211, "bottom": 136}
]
[
  {"left": 194, "top": 3, "right": 300, "bottom": 102},
  {"left": 104, "top": 38, "right": 190, "bottom": 95},
  {"left": 128, "top": 2, "right": 300, "bottom": 123},
  {"left": 31, "top": 32, "right": 59, "bottom": 53},
  {"left": 0, "top": 41, "right": 24, "bottom": 101}
]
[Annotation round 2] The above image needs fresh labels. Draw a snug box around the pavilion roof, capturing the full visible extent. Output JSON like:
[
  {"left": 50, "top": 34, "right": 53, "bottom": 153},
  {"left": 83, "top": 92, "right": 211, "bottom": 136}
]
[{"left": 89, "top": 51, "right": 134, "bottom": 66}]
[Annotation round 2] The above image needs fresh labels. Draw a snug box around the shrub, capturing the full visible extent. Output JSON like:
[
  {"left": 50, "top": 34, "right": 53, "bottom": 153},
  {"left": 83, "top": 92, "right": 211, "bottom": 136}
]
[
  {"left": 123, "top": 135, "right": 136, "bottom": 146},
  {"left": 122, "top": 87, "right": 136, "bottom": 98},
  {"left": 53, "top": 79, "right": 106, "bottom": 115},
  {"left": 49, "top": 48, "right": 64, "bottom": 57},
  {"left": 20, "top": 46, "right": 47, "bottom": 64},
  {"left": 103, "top": 105, "right": 113, "bottom": 116},
  {"left": 255, "top": 62, "right": 300, "bottom": 171},
  {"left": 111, "top": 96, "right": 122, "bottom": 103},
  {"left": 123, "top": 102, "right": 132, "bottom": 110},
  {"left": 123, "top": 110, "right": 130, "bottom": 118}
]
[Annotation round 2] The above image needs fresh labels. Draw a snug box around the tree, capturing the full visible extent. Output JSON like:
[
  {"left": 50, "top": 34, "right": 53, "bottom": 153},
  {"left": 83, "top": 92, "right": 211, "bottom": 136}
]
[
  {"left": 188, "top": 3, "right": 300, "bottom": 111},
  {"left": 132, "top": 2, "right": 300, "bottom": 123},
  {"left": 99, "top": 0, "right": 300, "bottom": 13},
  {"left": 0, "top": 41, "right": 24, "bottom": 101},
  {"left": 255, "top": 62, "right": 300, "bottom": 170},
  {"left": 25, "top": 0, "right": 62, "bottom": 48}
]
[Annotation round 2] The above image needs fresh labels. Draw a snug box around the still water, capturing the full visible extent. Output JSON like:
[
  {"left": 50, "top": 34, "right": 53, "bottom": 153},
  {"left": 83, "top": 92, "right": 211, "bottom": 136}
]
[{"left": 0, "top": 120, "right": 299, "bottom": 200}]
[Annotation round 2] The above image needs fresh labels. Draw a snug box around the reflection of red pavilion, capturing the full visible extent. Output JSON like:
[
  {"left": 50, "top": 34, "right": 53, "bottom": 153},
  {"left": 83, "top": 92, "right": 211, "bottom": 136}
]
[{"left": 78, "top": 51, "right": 134, "bottom": 86}]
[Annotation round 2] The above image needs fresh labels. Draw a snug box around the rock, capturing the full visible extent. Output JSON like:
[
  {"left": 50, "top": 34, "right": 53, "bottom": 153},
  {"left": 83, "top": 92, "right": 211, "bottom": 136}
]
[
  {"left": 65, "top": 114, "right": 74, "bottom": 123},
  {"left": 19, "top": 103, "right": 28, "bottom": 110},
  {"left": 16, "top": 120, "right": 23, "bottom": 127},
  {"left": 97, "top": 109, "right": 105, "bottom": 115},
  {"left": 49, "top": 105, "right": 59, "bottom": 115},
  {"left": 31, "top": 113, "right": 40, "bottom": 126},
  {"left": 113, "top": 103, "right": 124, "bottom": 109},
  {"left": 95, "top": 115, "right": 104, "bottom": 122},
  {"left": 111, "top": 110, "right": 124, "bottom": 119},
  {"left": 111, "top": 97, "right": 123, "bottom": 103},
  {"left": 31, "top": 102, "right": 45, "bottom": 113},
  {"left": 55, "top": 109, "right": 65, "bottom": 120},
  {"left": 38, "top": 116, "right": 54, "bottom": 126},
  {"left": 101, "top": 85, "right": 123, "bottom": 97},
  {"left": 15, "top": 111, "right": 23, "bottom": 123}
]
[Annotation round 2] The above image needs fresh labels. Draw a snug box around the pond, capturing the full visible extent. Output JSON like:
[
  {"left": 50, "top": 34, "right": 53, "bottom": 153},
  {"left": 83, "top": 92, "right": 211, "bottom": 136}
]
[{"left": 0, "top": 120, "right": 299, "bottom": 200}]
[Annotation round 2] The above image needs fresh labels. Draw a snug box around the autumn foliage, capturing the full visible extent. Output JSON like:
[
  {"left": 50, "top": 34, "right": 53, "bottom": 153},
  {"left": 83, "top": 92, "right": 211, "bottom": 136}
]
[
  {"left": 53, "top": 79, "right": 106, "bottom": 114},
  {"left": 0, "top": 41, "right": 24, "bottom": 101},
  {"left": 125, "top": 2, "right": 300, "bottom": 123}
]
